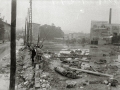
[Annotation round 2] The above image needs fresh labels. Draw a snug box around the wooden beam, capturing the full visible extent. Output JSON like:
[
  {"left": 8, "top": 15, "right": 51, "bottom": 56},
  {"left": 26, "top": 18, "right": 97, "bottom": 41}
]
[
  {"left": 69, "top": 67, "right": 113, "bottom": 78},
  {"left": 54, "top": 55, "right": 90, "bottom": 58}
]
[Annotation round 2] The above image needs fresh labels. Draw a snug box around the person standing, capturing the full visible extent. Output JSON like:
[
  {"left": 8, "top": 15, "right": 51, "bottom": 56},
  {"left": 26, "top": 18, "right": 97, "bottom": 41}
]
[{"left": 31, "top": 47, "right": 36, "bottom": 65}]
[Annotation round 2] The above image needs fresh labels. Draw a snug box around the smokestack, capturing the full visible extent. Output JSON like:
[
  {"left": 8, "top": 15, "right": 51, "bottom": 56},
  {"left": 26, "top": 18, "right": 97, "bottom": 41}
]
[{"left": 109, "top": 8, "right": 112, "bottom": 24}]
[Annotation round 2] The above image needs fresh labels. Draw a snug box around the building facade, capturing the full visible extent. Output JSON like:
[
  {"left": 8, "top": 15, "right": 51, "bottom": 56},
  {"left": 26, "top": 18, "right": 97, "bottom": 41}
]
[
  {"left": 4, "top": 22, "right": 11, "bottom": 40},
  {"left": 90, "top": 21, "right": 120, "bottom": 45}
]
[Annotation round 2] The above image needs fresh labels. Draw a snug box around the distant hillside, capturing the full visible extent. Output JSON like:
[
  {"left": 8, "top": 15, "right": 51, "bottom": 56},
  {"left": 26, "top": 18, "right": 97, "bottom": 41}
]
[{"left": 39, "top": 24, "right": 64, "bottom": 40}]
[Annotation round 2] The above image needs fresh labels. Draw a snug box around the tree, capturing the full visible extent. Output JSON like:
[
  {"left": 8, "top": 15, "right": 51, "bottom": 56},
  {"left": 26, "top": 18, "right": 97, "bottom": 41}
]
[
  {"left": 81, "top": 38, "right": 86, "bottom": 44},
  {"left": 0, "top": 18, "right": 5, "bottom": 40},
  {"left": 39, "top": 24, "right": 64, "bottom": 40}
]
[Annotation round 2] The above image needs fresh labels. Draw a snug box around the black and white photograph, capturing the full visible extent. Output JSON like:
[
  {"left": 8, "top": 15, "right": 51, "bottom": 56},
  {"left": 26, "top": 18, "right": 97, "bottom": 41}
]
[{"left": 0, "top": 0, "right": 120, "bottom": 90}]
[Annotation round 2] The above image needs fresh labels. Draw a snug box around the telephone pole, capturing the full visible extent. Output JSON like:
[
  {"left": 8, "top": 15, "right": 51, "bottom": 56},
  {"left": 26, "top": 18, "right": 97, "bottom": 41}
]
[
  {"left": 24, "top": 18, "right": 27, "bottom": 45},
  {"left": 109, "top": 8, "right": 112, "bottom": 24},
  {"left": 9, "top": 0, "right": 17, "bottom": 90},
  {"left": 29, "top": 0, "right": 32, "bottom": 44},
  {"left": 27, "top": 9, "right": 30, "bottom": 45}
]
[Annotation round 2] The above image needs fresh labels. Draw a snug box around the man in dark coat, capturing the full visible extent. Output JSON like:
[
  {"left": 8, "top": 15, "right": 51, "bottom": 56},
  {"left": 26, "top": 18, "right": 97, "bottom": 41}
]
[{"left": 31, "top": 47, "right": 36, "bottom": 64}]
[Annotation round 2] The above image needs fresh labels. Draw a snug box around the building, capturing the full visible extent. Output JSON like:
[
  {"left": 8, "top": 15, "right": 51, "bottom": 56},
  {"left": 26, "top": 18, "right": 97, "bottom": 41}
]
[
  {"left": 65, "top": 32, "right": 90, "bottom": 40},
  {"left": 32, "top": 23, "right": 40, "bottom": 41},
  {"left": 111, "top": 24, "right": 120, "bottom": 36},
  {"left": 4, "top": 22, "right": 11, "bottom": 40},
  {"left": 0, "top": 19, "right": 11, "bottom": 41},
  {"left": 90, "top": 21, "right": 120, "bottom": 45}
]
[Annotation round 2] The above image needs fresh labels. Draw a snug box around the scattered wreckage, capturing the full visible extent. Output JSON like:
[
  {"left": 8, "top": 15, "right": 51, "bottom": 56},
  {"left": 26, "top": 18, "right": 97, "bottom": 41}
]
[{"left": 54, "top": 66, "right": 82, "bottom": 79}]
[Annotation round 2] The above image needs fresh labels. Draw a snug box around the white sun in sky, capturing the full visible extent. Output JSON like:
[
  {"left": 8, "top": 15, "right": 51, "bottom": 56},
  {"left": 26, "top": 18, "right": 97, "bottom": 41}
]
[{"left": 80, "top": 9, "right": 84, "bottom": 13}]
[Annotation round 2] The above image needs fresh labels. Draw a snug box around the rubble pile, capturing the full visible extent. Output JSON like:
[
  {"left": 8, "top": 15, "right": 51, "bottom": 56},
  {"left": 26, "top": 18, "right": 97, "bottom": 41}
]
[
  {"left": 16, "top": 49, "right": 35, "bottom": 90},
  {"left": 13, "top": 44, "right": 120, "bottom": 90},
  {"left": 48, "top": 47, "right": 120, "bottom": 90}
]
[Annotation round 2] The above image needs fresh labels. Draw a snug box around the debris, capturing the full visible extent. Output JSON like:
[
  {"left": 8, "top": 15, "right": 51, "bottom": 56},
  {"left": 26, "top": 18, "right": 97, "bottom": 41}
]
[
  {"left": 103, "top": 80, "right": 109, "bottom": 85},
  {"left": 89, "top": 80, "right": 102, "bottom": 84},
  {"left": 69, "top": 67, "right": 113, "bottom": 77},
  {"left": 108, "top": 65, "right": 118, "bottom": 71},
  {"left": 66, "top": 81, "right": 76, "bottom": 88},
  {"left": 95, "top": 59, "right": 107, "bottom": 64},
  {"left": 80, "top": 86, "right": 84, "bottom": 88},
  {"left": 82, "top": 80, "right": 89, "bottom": 86},
  {"left": 109, "top": 79, "right": 118, "bottom": 87},
  {"left": 90, "top": 66, "right": 97, "bottom": 72},
  {"left": 54, "top": 66, "right": 81, "bottom": 79}
]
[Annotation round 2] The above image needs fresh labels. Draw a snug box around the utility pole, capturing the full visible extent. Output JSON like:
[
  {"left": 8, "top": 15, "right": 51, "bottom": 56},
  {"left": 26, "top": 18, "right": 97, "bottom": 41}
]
[
  {"left": 109, "top": 8, "right": 112, "bottom": 24},
  {"left": 37, "top": 33, "right": 40, "bottom": 46},
  {"left": 24, "top": 18, "right": 27, "bottom": 45},
  {"left": 22, "top": 27, "right": 24, "bottom": 44},
  {"left": 27, "top": 9, "right": 30, "bottom": 45},
  {"left": 29, "top": 0, "right": 32, "bottom": 44},
  {"left": 9, "top": 0, "right": 17, "bottom": 90}
]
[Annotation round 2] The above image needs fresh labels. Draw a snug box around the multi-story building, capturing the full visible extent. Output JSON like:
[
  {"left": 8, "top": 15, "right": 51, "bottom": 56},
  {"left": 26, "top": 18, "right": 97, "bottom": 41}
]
[{"left": 90, "top": 21, "right": 120, "bottom": 45}]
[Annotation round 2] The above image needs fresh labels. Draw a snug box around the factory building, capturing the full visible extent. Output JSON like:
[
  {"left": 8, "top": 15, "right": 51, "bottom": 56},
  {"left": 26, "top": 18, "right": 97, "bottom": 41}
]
[{"left": 90, "top": 21, "right": 120, "bottom": 45}]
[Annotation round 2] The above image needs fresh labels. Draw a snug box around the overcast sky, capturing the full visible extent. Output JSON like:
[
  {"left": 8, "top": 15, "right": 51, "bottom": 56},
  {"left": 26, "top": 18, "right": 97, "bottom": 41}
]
[{"left": 0, "top": 0, "right": 120, "bottom": 34}]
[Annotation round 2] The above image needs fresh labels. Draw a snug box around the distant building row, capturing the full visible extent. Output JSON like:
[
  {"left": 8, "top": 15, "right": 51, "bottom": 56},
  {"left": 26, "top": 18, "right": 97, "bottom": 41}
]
[{"left": 64, "top": 32, "right": 90, "bottom": 40}]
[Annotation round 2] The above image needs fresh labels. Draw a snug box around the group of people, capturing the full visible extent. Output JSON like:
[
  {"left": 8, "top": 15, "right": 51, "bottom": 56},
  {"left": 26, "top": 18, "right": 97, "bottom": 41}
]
[{"left": 27, "top": 44, "right": 44, "bottom": 65}]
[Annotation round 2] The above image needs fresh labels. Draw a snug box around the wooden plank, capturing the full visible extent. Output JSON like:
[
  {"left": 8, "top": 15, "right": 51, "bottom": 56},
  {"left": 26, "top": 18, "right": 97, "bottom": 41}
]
[
  {"left": 62, "top": 59, "right": 89, "bottom": 63},
  {"left": 35, "top": 77, "right": 40, "bottom": 88},
  {"left": 54, "top": 55, "right": 90, "bottom": 58},
  {"left": 69, "top": 67, "right": 113, "bottom": 78},
  {"left": 35, "top": 64, "right": 40, "bottom": 88},
  {"left": 78, "top": 59, "right": 89, "bottom": 62}
]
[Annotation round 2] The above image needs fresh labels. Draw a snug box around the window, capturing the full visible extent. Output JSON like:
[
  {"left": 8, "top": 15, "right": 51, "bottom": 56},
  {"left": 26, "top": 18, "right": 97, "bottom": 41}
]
[{"left": 101, "top": 24, "right": 105, "bottom": 28}]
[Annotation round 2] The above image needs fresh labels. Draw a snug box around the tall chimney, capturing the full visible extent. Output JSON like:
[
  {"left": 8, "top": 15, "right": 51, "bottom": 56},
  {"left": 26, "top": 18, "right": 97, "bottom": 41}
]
[{"left": 109, "top": 8, "right": 112, "bottom": 24}]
